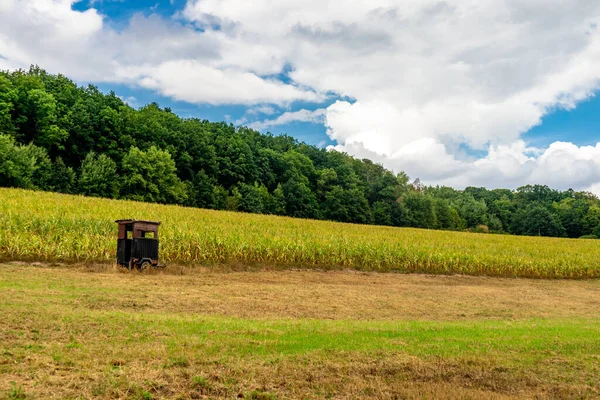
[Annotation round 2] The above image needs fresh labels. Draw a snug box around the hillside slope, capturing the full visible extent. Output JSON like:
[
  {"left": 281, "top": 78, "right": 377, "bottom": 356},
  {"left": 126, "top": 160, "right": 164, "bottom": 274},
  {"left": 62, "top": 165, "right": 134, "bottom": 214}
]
[{"left": 1, "top": 188, "right": 599, "bottom": 278}]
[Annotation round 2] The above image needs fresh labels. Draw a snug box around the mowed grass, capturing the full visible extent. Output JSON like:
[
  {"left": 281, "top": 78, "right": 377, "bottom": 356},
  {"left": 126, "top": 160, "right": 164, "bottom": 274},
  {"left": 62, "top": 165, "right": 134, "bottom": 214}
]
[
  {"left": 1, "top": 265, "right": 600, "bottom": 399},
  {"left": 2, "top": 188, "right": 600, "bottom": 278}
]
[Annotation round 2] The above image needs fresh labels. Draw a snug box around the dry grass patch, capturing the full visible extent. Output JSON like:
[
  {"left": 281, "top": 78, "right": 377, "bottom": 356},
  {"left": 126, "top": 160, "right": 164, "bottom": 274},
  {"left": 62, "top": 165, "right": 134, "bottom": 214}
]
[
  {"left": 1, "top": 265, "right": 600, "bottom": 399},
  {"left": 3, "top": 264, "right": 599, "bottom": 320}
]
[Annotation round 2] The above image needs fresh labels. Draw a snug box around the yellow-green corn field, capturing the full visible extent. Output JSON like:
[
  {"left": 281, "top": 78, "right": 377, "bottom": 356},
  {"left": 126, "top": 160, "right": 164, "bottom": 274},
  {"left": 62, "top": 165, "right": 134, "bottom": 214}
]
[{"left": 1, "top": 188, "right": 599, "bottom": 278}]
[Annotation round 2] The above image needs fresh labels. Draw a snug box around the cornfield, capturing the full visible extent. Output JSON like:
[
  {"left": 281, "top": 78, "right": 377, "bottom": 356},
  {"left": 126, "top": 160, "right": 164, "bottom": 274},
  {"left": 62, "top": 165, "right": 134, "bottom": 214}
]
[{"left": 1, "top": 188, "right": 599, "bottom": 278}]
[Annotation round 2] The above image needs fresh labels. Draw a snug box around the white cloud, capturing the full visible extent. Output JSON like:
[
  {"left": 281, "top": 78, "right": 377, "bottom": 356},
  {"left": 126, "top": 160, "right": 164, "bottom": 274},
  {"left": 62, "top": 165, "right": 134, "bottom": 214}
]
[
  {"left": 2, "top": 0, "right": 600, "bottom": 192},
  {"left": 117, "top": 60, "right": 321, "bottom": 105},
  {"left": 180, "top": 0, "right": 600, "bottom": 191},
  {"left": 249, "top": 108, "right": 326, "bottom": 130},
  {"left": 331, "top": 139, "right": 600, "bottom": 194},
  {"left": 0, "top": 0, "right": 319, "bottom": 104},
  {"left": 0, "top": 0, "right": 108, "bottom": 80}
]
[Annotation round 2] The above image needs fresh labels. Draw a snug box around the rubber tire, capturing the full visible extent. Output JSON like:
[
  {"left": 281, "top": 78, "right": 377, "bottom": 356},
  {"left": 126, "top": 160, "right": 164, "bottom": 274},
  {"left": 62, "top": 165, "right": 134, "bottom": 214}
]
[{"left": 139, "top": 261, "right": 151, "bottom": 271}]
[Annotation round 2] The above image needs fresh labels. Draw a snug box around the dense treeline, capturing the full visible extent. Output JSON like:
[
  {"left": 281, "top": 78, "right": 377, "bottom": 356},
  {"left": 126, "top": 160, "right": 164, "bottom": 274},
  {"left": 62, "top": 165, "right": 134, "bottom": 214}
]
[{"left": 2, "top": 66, "right": 600, "bottom": 239}]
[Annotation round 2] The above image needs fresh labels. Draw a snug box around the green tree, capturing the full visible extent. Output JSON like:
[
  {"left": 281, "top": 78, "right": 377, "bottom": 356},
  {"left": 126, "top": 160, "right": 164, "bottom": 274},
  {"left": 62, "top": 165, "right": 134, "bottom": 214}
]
[
  {"left": 283, "top": 176, "right": 319, "bottom": 219},
  {"left": 322, "top": 186, "right": 347, "bottom": 221},
  {"left": 372, "top": 201, "right": 393, "bottom": 226},
  {"left": 27, "top": 89, "right": 68, "bottom": 153},
  {"left": 23, "top": 144, "right": 53, "bottom": 190},
  {"left": 0, "top": 75, "right": 16, "bottom": 132},
  {"left": 0, "top": 133, "right": 36, "bottom": 188},
  {"left": 78, "top": 152, "right": 119, "bottom": 198},
  {"left": 187, "top": 170, "right": 215, "bottom": 208},
  {"left": 48, "top": 157, "right": 75, "bottom": 194},
  {"left": 214, "top": 134, "right": 257, "bottom": 188},
  {"left": 212, "top": 185, "right": 228, "bottom": 210},
  {"left": 283, "top": 150, "right": 317, "bottom": 183},
  {"left": 492, "top": 197, "right": 515, "bottom": 231},
  {"left": 510, "top": 205, "right": 566, "bottom": 237},
  {"left": 402, "top": 192, "right": 437, "bottom": 229},
  {"left": 515, "top": 185, "right": 560, "bottom": 206},
  {"left": 239, "top": 182, "right": 266, "bottom": 214},
  {"left": 434, "top": 199, "right": 462, "bottom": 230},
  {"left": 322, "top": 186, "right": 372, "bottom": 224},
  {"left": 316, "top": 168, "right": 338, "bottom": 201},
  {"left": 10, "top": 66, "right": 600, "bottom": 235},
  {"left": 486, "top": 214, "right": 503, "bottom": 232},
  {"left": 226, "top": 187, "right": 242, "bottom": 211},
  {"left": 553, "top": 198, "right": 589, "bottom": 238},
  {"left": 266, "top": 183, "right": 286, "bottom": 215},
  {"left": 121, "top": 146, "right": 187, "bottom": 204},
  {"left": 372, "top": 199, "right": 408, "bottom": 227},
  {"left": 584, "top": 205, "right": 600, "bottom": 237},
  {"left": 453, "top": 195, "right": 488, "bottom": 228}
]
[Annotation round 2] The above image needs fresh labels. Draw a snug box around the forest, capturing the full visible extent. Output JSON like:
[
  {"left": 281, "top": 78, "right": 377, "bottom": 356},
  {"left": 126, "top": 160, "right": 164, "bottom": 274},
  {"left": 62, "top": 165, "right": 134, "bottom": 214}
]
[{"left": 1, "top": 66, "right": 600, "bottom": 239}]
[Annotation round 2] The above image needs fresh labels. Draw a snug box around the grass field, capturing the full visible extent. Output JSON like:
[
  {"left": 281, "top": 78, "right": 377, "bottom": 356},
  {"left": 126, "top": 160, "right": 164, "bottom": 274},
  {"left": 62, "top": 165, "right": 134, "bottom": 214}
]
[
  {"left": 1, "top": 264, "right": 599, "bottom": 399},
  {"left": 2, "top": 188, "right": 600, "bottom": 398},
  {"left": 2, "top": 188, "right": 600, "bottom": 278}
]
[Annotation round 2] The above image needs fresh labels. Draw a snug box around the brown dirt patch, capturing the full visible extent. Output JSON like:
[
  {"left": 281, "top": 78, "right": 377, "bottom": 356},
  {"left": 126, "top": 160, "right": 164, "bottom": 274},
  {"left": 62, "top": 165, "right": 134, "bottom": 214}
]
[{"left": 2, "top": 263, "right": 598, "bottom": 320}]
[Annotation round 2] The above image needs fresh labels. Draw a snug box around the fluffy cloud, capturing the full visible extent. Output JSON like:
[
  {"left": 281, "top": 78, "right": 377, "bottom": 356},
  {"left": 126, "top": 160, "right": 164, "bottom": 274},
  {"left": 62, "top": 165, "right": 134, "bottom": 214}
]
[
  {"left": 331, "top": 140, "right": 600, "bottom": 193},
  {"left": 183, "top": 0, "right": 600, "bottom": 192},
  {"left": 185, "top": 0, "right": 600, "bottom": 145},
  {"left": 0, "top": 0, "right": 107, "bottom": 79},
  {"left": 0, "top": 0, "right": 318, "bottom": 104},
  {"left": 2, "top": 0, "right": 600, "bottom": 192},
  {"left": 116, "top": 60, "right": 321, "bottom": 105}
]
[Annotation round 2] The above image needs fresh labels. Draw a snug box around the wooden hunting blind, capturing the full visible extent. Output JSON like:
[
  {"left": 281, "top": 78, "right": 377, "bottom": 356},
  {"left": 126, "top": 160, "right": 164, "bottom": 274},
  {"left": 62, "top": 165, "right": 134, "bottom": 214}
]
[{"left": 115, "top": 219, "right": 162, "bottom": 270}]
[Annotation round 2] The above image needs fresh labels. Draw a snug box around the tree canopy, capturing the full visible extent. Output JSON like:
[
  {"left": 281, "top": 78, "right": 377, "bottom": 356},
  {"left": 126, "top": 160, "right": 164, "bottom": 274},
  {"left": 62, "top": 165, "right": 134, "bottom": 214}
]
[{"left": 1, "top": 66, "right": 600, "bottom": 239}]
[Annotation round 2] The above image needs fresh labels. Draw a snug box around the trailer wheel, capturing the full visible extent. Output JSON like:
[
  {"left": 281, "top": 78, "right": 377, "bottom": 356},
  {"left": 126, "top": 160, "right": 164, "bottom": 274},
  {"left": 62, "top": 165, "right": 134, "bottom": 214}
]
[{"left": 139, "top": 261, "right": 151, "bottom": 271}]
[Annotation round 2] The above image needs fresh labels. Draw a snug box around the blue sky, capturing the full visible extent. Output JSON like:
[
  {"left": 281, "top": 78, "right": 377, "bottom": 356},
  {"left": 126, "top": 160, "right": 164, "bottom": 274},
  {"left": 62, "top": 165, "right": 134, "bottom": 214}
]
[
  {"left": 73, "top": 0, "right": 187, "bottom": 23},
  {"left": 524, "top": 95, "right": 600, "bottom": 148},
  {"left": 2, "top": 0, "right": 600, "bottom": 192}
]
